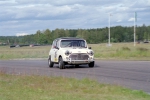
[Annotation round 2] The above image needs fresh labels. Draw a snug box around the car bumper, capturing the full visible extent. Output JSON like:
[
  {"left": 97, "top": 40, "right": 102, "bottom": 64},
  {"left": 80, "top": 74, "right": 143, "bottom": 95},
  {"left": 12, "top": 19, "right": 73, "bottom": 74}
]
[{"left": 64, "top": 58, "right": 94, "bottom": 64}]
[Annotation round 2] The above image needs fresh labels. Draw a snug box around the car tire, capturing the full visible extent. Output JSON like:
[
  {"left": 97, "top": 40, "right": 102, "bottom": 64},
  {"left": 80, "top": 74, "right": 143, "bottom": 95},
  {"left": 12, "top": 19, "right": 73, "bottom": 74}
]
[
  {"left": 59, "top": 57, "right": 65, "bottom": 69},
  {"left": 48, "top": 56, "right": 54, "bottom": 68},
  {"left": 88, "top": 61, "right": 94, "bottom": 68},
  {"left": 75, "top": 64, "right": 79, "bottom": 67}
]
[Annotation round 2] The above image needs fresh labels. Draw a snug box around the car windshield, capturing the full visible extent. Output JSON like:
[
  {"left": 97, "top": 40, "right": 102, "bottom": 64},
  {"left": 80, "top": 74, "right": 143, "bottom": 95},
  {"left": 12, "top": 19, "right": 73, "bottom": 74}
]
[{"left": 60, "top": 40, "right": 87, "bottom": 48}]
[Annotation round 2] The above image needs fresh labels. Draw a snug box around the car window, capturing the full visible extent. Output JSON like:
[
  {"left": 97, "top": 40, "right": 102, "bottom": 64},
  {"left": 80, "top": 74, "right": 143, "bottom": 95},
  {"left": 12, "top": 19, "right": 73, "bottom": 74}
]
[
  {"left": 56, "top": 40, "right": 59, "bottom": 48},
  {"left": 52, "top": 39, "right": 57, "bottom": 49},
  {"left": 60, "top": 40, "right": 87, "bottom": 48}
]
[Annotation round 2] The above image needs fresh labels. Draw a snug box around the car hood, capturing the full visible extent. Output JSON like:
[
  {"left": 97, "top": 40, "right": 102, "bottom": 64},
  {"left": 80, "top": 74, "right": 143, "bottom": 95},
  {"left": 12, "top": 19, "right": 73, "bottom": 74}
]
[{"left": 61, "top": 47, "right": 92, "bottom": 54}]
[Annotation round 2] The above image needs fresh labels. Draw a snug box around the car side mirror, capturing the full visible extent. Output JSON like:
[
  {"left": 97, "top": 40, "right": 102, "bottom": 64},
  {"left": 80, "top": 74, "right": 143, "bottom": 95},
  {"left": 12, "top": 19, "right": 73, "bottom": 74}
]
[
  {"left": 55, "top": 46, "right": 59, "bottom": 50},
  {"left": 88, "top": 47, "right": 92, "bottom": 49},
  {"left": 53, "top": 46, "right": 59, "bottom": 50}
]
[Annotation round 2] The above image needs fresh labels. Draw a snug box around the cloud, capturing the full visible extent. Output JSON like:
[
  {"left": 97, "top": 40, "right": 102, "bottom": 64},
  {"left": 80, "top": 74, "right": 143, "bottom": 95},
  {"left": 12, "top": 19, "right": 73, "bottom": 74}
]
[
  {"left": 117, "top": 20, "right": 122, "bottom": 22},
  {"left": 16, "top": 33, "right": 29, "bottom": 36},
  {"left": 128, "top": 18, "right": 134, "bottom": 22},
  {"left": 0, "top": 0, "right": 150, "bottom": 36}
]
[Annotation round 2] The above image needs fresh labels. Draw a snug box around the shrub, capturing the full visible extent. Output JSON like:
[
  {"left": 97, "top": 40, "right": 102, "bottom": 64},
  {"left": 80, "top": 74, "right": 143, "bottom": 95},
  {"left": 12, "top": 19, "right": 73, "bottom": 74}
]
[
  {"left": 122, "top": 47, "right": 131, "bottom": 51},
  {"left": 137, "top": 48, "right": 149, "bottom": 52}
]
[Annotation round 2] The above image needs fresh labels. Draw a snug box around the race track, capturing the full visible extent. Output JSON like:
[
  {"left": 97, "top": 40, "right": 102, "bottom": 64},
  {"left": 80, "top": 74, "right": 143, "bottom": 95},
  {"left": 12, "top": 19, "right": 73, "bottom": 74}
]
[{"left": 0, "top": 59, "right": 150, "bottom": 93}]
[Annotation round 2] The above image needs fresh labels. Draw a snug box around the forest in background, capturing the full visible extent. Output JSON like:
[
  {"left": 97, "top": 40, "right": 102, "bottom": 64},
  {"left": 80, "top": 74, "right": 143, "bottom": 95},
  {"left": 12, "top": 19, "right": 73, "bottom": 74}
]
[{"left": 0, "top": 24, "right": 150, "bottom": 45}]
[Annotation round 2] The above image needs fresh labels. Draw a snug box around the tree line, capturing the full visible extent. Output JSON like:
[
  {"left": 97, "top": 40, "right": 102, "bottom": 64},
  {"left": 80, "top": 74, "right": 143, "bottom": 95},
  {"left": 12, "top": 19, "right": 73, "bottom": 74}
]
[{"left": 0, "top": 24, "right": 150, "bottom": 45}]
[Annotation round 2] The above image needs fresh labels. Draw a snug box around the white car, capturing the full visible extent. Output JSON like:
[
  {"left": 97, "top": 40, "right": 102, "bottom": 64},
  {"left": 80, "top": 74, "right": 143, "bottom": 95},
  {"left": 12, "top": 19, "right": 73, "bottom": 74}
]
[{"left": 48, "top": 37, "right": 95, "bottom": 69}]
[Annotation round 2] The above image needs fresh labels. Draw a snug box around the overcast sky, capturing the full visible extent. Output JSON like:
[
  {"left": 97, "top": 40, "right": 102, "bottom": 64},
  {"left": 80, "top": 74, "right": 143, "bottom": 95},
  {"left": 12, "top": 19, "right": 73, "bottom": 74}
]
[{"left": 0, "top": 0, "right": 150, "bottom": 36}]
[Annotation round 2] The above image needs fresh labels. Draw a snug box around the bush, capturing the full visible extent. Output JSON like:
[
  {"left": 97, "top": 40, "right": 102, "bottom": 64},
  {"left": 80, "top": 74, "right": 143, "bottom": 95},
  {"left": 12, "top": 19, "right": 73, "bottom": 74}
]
[
  {"left": 137, "top": 48, "right": 149, "bottom": 52},
  {"left": 122, "top": 47, "right": 131, "bottom": 51}
]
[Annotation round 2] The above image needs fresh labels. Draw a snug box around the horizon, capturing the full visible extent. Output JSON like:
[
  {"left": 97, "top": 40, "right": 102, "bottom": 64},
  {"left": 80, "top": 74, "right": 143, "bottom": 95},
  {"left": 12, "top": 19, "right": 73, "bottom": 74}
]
[{"left": 0, "top": 24, "right": 149, "bottom": 37}]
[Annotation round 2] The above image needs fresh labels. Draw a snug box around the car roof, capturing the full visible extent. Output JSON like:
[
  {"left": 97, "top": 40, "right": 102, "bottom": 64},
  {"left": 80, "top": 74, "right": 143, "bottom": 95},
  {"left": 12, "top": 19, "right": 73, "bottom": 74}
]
[{"left": 56, "top": 37, "right": 84, "bottom": 40}]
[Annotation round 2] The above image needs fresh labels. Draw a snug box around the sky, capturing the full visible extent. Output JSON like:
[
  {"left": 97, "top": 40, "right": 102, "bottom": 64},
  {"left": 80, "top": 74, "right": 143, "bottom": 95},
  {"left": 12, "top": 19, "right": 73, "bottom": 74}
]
[{"left": 0, "top": 0, "right": 150, "bottom": 36}]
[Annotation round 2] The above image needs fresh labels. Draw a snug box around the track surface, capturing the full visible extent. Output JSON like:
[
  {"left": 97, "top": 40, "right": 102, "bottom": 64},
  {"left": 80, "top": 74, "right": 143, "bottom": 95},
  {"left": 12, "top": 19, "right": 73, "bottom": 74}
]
[{"left": 0, "top": 60, "right": 150, "bottom": 93}]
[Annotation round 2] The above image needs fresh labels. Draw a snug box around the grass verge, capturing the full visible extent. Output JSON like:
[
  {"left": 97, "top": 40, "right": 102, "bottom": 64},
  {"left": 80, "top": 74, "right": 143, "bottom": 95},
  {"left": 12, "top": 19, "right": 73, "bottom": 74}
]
[
  {"left": 0, "top": 46, "right": 49, "bottom": 60},
  {"left": 0, "top": 43, "right": 150, "bottom": 60},
  {"left": 89, "top": 43, "right": 150, "bottom": 60},
  {"left": 0, "top": 73, "right": 150, "bottom": 100}
]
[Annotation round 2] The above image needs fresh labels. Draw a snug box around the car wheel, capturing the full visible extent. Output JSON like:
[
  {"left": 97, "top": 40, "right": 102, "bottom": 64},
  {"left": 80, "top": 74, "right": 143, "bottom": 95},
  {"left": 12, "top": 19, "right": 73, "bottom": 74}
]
[
  {"left": 59, "top": 57, "right": 65, "bottom": 69},
  {"left": 48, "top": 56, "right": 54, "bottom": 68},
  {"left": 88, "top": 61, "right": 94, "bottom": 68},
  {"left": 75, "top": 64, "right": 79, "bottom": 67}
]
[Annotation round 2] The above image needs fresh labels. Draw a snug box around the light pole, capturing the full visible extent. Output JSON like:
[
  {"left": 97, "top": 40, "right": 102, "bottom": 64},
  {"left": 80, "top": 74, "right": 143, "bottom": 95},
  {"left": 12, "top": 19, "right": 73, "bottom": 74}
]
[
  {"left": 134, "top": 12, "right": 137, "bottom": 46},
  {"left": 108, "top": 14, "right": 112, "bottom": 46}
]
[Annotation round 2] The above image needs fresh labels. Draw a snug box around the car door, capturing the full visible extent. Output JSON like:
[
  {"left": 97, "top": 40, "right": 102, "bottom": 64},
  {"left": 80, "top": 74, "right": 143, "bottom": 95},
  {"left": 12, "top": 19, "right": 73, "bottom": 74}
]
[
  {"left": 54, "top": 40, "right": 60, "bottom": 62},
  {"left": 50, "top": 40, "right": 57, "bottom": 62},
  {"left": 50, "top": 39, "right": 59, "bottom": 62}
]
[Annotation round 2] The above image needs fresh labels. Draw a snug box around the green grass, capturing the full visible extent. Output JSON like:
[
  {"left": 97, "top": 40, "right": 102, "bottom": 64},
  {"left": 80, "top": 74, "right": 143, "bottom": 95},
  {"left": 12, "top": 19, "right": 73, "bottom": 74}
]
[
  {"left": 89, "top": 43, "right": 150, "bottom": 60},
  {"left": 0, "top": 73, "right": 150, "bottom": 100},
  {"left": 0, "top": 43, "right": 150, "bottom": 60},
  {"left": 0, "top": 46, "right": 50, "bottom": 60}
]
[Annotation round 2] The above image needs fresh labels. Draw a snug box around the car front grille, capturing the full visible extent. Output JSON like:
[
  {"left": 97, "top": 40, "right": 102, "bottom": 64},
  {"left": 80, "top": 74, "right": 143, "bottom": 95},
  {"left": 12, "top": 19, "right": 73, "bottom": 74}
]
[{"left": 69, "top": 53, "right": 89, "bottom": 60}]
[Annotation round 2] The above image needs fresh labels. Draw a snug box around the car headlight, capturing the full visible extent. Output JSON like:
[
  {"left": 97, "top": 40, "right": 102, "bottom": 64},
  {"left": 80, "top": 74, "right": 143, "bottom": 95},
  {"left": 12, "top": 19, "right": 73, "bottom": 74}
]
[
  {"left": 88, "top": 51, "right": 94, "bottom": 56},
  {"left": 65, "top": 50, "right": 72, "bottom": 56}
]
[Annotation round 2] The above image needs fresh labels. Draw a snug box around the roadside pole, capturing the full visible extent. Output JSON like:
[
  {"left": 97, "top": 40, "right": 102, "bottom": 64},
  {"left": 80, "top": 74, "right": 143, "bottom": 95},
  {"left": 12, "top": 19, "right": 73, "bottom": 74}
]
[
  {"left": 108, "top": 14, "right": 112, "bottom": 47},
  {"left": 134, "top": 12, "right": 137, "bottom": 46}
]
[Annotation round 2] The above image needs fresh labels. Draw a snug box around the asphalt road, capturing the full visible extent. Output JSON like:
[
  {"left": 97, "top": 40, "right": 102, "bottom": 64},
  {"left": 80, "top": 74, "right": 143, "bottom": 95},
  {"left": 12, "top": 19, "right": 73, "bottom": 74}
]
[{"left": 0, "top": 59, "right": 150, "bottom": 93}]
